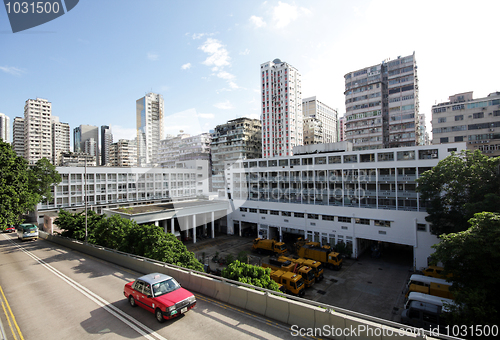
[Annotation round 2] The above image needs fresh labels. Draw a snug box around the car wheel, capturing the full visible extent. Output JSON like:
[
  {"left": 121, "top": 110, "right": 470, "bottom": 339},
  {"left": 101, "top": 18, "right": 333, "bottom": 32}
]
[
  {"left": 129, "top": 296, "right": 136, "bottom": 307},
  {"left": 155, "top": 308, "right": 164, "bottom": 323}
]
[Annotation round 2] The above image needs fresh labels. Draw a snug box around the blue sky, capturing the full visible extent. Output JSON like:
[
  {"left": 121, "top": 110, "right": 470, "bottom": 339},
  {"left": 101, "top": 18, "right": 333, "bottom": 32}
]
[{"left": 1, "top": 0, "right": 499, "bottom": 145}]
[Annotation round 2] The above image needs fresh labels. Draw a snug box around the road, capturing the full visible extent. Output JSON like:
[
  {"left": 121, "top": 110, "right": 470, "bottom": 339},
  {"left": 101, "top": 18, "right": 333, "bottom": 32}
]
[{"left": 0, "top": 233, "right": 313, "bottom": 340}]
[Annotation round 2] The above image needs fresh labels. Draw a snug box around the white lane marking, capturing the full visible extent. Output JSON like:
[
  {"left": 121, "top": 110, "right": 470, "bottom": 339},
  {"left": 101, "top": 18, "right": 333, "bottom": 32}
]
[{"left": 5, "top": 236, "right": 167, "bottom": 340}]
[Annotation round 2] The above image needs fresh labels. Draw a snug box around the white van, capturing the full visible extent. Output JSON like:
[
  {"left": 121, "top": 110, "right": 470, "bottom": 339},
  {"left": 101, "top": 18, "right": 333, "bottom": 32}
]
[{"left": 405, "top": 292, "right": 455, "bottom": 311}]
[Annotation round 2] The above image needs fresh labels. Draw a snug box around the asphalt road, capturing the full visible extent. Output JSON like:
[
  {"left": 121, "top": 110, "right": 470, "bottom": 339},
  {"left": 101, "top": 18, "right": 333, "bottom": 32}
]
[{"left": 0, "top": 233, "right": 315, "bottom": 340}]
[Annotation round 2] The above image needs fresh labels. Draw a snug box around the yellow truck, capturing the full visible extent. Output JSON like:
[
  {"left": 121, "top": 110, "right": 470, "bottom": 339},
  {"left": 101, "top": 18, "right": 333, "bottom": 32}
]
[
  {"left": 262, "top": 258, "right": 315, "bottom": 287},
  {"left": 405, "top": 274, "right": 453, "bottom": 299},
  {"left": 252, "top": 238, "right": 287, "bottom": 255},
  {"left": 294, "top": 239, "right": 342, "bottom": 270},
  {"left": 279, "top": 256, "right": 324, "bottom": 282},
  {"left": 421, "top": 265, "right": 452, "bottom": 279},
  {"left": 270, "top": 270, "right": 305, "bottom": 297}
]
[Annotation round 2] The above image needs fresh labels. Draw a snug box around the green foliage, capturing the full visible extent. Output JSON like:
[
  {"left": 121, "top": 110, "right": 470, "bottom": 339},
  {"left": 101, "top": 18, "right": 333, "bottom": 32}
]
[
  {"left": 431, "top": 212, "right": 500, "bottom": 326},
  {"left": 221, "top": 260, "right": 281, "bottom": 291},
  {"left": 0, "top": 140, "right": 60, "bottom": 229},
  {"left": 55, "top": 211, "right": 203, "bottom": 271},
  {"left": 416, "top": 150, "right": 500, "bottom": 235},
  {"left": 237, "top": 250, "right": 248, "bottom": 263},
  {"left": 225, "top": 253, "right": 235, "bottom": 265},
  {"left": 334, "top": 241, "right": 351, "bottom": 257}
]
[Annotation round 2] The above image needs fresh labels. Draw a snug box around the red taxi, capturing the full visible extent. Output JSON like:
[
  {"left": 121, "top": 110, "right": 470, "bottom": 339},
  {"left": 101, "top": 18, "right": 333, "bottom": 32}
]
[{"left": 124, "top": 273, "right": 196, "bottom": 323}]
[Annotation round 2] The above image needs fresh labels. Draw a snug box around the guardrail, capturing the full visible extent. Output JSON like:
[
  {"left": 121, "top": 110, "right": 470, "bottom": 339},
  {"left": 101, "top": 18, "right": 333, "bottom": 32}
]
[{"left": 39, "top": 231, "right": 459, "bottom": 340}]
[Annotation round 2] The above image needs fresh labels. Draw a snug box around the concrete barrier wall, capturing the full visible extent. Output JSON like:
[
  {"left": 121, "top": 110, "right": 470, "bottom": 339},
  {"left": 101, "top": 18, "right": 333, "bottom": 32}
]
[{"left": 39, "top": 232, "right": 442, "bottom": 340}]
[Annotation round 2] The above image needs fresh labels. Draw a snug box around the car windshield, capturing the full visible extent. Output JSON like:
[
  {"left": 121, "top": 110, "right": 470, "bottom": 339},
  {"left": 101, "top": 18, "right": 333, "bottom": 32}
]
[{"left": 152, "top": 278, "right": 181, "bottom": 297}]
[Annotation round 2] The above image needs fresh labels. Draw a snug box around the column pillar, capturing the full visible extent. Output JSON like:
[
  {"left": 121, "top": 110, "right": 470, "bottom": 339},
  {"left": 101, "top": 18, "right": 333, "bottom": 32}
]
[
  {"left": 193, "top": 214, "right": 196, "bottom": 244},
  {"left": 239, "top": 220, "right": 242, "bottom": 237},
  {"left": 155, "top": 221, "right": 159, "bottom": 227},
  {"left": 171, "top": 218, "right": 174, "bottom": 234},
  {"left": 211, "top": 211, "right": 215, "bottom": 239}
]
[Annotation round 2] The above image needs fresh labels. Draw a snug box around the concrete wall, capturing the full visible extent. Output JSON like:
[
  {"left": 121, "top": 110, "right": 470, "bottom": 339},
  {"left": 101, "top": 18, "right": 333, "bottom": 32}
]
[{"left": 39, "top": 231, "right": 444, "bottom": 340}]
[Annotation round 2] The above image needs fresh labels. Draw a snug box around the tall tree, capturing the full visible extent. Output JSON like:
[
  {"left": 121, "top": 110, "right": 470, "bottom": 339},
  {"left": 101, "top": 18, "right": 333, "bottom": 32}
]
[
  {"left": 416, "top": 150, "right": 500, "bottom": 235},
  {"left": 0, "top": 140, "right": 60, "bottom": 229},
  {"left": 431, "top": 212, "right": 500, "bottom": 327}
]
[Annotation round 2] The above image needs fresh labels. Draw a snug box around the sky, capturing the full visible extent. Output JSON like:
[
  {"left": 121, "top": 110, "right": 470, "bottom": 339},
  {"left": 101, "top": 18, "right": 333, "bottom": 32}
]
[{"left": 1, "top": 0, "right": 499, "bottom": 146}]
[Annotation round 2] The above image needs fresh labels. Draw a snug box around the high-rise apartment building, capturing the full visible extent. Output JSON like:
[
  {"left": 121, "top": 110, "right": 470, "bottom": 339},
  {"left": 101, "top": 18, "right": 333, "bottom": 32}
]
[
  {"left": 303, "top": 117, "right": 323, "bottom": 145},
  {"left": 51, "top": 116, "right": 70, "bottom": 165},
  {"left": 12, "top": 117, "right": 24, "bottom": 157},
  {"left": 137, "top": 92, "right": 164, "bottom": 166},
  {"left": 24, "top": 98, "right": 52, "bottom": 164},
  {"left": 338, "top": 116, "right": 346, "bottom": 142},
  {"left": 0, "top": 113, "right": 10, "bottom": 143},
  {"left": 418, "top": 114, "right": 430, "bottom": 145},
  {"left": 101, "top": 125, "right": 113, "bottom": 166},
  {"left": 74, "top": 125, "right": 99, "bottom": 160},
  {"left": 158, "top": 132, "right": 211, "bottom": 168},
  {"left": 110, "top": 139, "right": 137, "bottom": 167},
  {"left": 344, "top": 53, "right": 420, "bottom": 150},
  {"left": 211, "top": 117, "right": 262, "bottom": 192},
  {"left": 260, "top": 59, "right": 302, "bottom": 158},
  {"left": 302, "top": 96, "right": 338, "bottom": 144},
  {"left": 431, "top": 91, "right": 500, "bottom": 156}
]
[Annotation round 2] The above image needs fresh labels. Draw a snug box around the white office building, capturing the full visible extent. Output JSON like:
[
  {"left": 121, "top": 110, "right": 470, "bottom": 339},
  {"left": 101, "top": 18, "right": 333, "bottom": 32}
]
[
  {"left": 302, "top": 96, "right": 338, "bottom": 144},
  {"left": 0, "top": 113, "right": 10, "bottom": 143},
  {"left": 261, "top": 59, "right": 303, "bottom": 158},
  {"left": 36, "top": 160, "right": 211, "bottom": 226},
  {"left": 137, "top": 92, "right": 164, "bottom": 166},
  {"left": 12, "top": 117, "right": 24, "bottom": 157},
  {"left": 24, "top": 98, "right": 52, "bottom": 164},
  {"left": 224, "top": 143, "right": 466, "bottom": 269},
  {"left": 51, "top": 116, "right": 70, "bottom": 165}
]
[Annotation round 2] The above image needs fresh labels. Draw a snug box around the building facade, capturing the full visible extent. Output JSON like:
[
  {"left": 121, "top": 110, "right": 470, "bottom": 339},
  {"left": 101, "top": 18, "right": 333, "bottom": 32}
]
[
  {"left": 303, "top": 117, "right": 323, "bottom": 145},
  {"left": 344, "top": 53, "right": 420, "bottom": 150},
  {"left": 110, "top": 139, "right": 138, "bottom": 167},
  {"left": 261, "top": 59, "right": 302, "bottom": 158},
  {"left": 24, "top": 98, "right": 52, "bottom": 164},
  {"left": 101, "top": 125, "right": 113, "bottom": 166},
  {"left": 211, "top": 118, "right": 262, "bottom": 193},
  {"left": 58, "top": 152, "right": 97, "bottom": 167},
  {"left": 0, "top": 113, "right": 10, "bottom": 143},
  {"left": 74, "top": 124, "right": 99, "bottom": 159},
  {"left": 51, "top": 116, "right": 70, "bottom": 165},
  {"left": 36, "top": 160, "right": 211, "bottom": 225},
  {"left": 302, "top": 96, "right": 338, "bottom": 144},
  {"left": 137, "top": 92, "right": 164, "bottom": 166},
  {"left": 431, "top": 91, "right": 500, "bottom": 156},
  {"left": 12, "top": 117, "right": 24, "bottom": 157},
  {"left": 418, "top": 114, "right": 430, "bottom": 145},
  {"left": 158, "top": 133, "right": 211, "bottom": 168},
  {"left": 338, "top": 116, "right": 345, "bottom": 142},
  {"left": 224, "top": 143, "right": 466, "bottom": 269}
]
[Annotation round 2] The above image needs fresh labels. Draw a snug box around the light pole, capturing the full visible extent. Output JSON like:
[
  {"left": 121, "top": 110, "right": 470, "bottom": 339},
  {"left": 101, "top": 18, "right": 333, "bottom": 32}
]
[{"left": 85, "top": 156, "right": 88, "bottom": 243}]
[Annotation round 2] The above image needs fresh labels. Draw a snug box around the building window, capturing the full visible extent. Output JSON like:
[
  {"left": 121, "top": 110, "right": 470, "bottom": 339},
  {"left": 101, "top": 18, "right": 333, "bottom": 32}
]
[
  {"left": 454, "top": 136, "right": 463, "bottom": 142},
  {"left": 294, "top": 212, "right": 304, "bottom": 218},
  {"left": 279, "top": 159, "right": 289, "bottom": 166},
  {"left": 355, "top": 218, "right": 370, "bottom": 225},
  {"left": 239, "top": 207, "right": 247, "bottom": 212},
  {"left": 455, "top": 115, "right": 464, "bottom": 121},
  {"left": 343, "top": 155, "right": 358, "bottom": 163},
  {"left": 473, "top": 112, "right": 484, "bottom": 119},
  {"left": 249, "top": 208, "right": 257, "bottom": 213},
  {"left": 417, "top": 223, "right": 426, "bottom": 232},
  {"left": 322, "top": 215, "right": 335, "bottom": 221},
  {"left": 259, "top": 209, "right": 268, "bottom": 214},
  {"left": 397, "top": 150, "right": 415, "bottom": 160},
  {"left": 338, "top": 216, "right": 351, "bottom": 223},
  {"left": 378, "top": 231, "right": 387, "bottom": 235},
  {"left": 418, "top": 149, "right": 438, "bottom": 159},
  {"left": 328, "top": 156, "right": 341, "bottom": 164},
  {"left": 282, "top": 211, "right": 291, "bottom": 216},
  {"left": 315, "top": 157, "right": 327, "bottom": 165},
  {"left": 270, "top": 210, "right": 279, "bottom": 215},
  {"left": 437, "top": 117, "right": 446, "bottom": 123},
  {"left": 374, "top": 220, "right": 391, "bottom": 227},
  {"left": 378, "top": 152, "right": 394, "bottom": 161},
  {"left": 308, "top": 214, "right": 319, "bottom": 219},
  {"left": 440, "top": 137, "right": 449, "bottom": 143}
]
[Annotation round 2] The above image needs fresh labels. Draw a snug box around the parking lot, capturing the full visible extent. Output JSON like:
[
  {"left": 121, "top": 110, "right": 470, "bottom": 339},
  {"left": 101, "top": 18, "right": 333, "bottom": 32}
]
[{"left": 186, "top": 235, "right": 413, "bottom": 323}]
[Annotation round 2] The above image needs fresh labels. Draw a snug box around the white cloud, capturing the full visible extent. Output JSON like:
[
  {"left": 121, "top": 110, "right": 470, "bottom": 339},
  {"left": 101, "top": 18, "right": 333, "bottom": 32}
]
[
  {"left": 199, "top": 38, "right": 231, "bottom": 71},
  {"left": 147, "top": 52, "right": 159, "bottom": 61},
  {"left": 196, "top": 113, "right": 215, "bottom": 119},
  {"left": 217, "top": 71, "right": 235, "bottom": 80},
  {"left": 0, "top": 66, "right": 25, "bottom": 76},
  {"left": 245, "top": 113, "right": 260, "bottom": 120},
  {"left": 181, "top": 63, "right": 192, "bottom": 70},
  {"left": 272, "top": 1, "right": 310, "bottom": 28},
  {"left": 239, "top": 48, "right": 250, "bottom": 55},
  {"left": 111, "top": 125, "right": 136, "bottom": 141},
  {"left": 214, "top": 100, "right": 234, "bottom": 110},
  {"left": 229, "top": 81, "right": 239, "bottom": 89},
  {"left": 249, "top": 15, "right": 266, "bottom": 28},
  {"left": 192, "top": 32, "right": 215, "bottom": 40}
]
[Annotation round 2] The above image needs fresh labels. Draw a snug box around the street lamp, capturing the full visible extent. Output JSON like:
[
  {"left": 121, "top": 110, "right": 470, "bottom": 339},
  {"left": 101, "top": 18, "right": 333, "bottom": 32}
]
[{"left": 85, "top": 156, "right": 88, "bottom": 243}]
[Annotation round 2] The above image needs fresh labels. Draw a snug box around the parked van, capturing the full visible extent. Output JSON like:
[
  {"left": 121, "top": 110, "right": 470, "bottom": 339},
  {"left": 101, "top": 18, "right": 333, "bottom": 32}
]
[
  {"left": 17, "top": 223, "right": 38, "bottom": 241},
  {"left": 405, "top": 274, "right": 453, "bottom": 299},
  {"left": 401, "top": 300, "right": 448, "bottom": 331},
  {"left": 405, "top": 292, "right": 455, "bottom": 311},
  {"left": 422, "top": 265, "right": 452, "bottom": 279}
]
